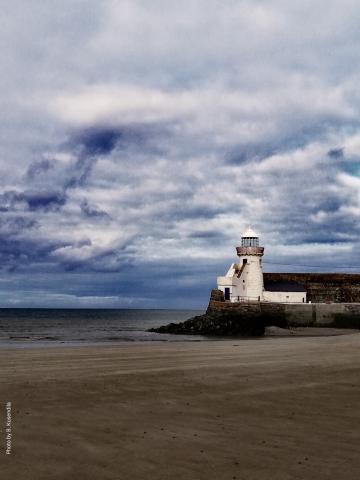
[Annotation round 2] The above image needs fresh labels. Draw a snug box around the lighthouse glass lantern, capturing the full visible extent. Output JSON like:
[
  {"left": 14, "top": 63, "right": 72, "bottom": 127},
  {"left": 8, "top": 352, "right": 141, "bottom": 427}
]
[{"left": 241, "top": 234, "right": 259, "bottom": 247}]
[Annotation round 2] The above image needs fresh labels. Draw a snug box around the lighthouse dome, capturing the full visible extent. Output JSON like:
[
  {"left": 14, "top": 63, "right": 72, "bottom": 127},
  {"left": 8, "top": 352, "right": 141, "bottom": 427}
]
[{"left": 242, "top": 226, "right": 258, "bottom": 239}]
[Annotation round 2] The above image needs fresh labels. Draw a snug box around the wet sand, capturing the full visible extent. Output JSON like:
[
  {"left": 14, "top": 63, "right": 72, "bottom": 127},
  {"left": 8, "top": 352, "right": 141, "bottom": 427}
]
[{"left": 1, "top": 334, "right": 360, "bottom": 479}]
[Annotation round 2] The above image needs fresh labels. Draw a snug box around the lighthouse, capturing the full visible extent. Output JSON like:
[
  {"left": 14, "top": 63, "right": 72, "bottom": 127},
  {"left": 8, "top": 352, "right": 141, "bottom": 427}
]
[
  {"left": 236, "top": 227, "right": 264, "bottom": 301},
  {"left": 217, "top": 227, "right": 264, "bottom": 302},
  {"left": 217, "top": 227, "right": 307, "bottom": 303}
]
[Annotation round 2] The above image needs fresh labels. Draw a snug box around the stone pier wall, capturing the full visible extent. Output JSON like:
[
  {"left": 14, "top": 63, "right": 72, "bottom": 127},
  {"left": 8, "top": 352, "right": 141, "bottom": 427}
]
[{"left": 207, "top": 289, "right": 360, "bottom": 328}]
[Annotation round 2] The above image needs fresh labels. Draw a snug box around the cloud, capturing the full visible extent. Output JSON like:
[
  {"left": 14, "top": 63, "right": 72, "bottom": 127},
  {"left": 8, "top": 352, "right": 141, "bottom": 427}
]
[
  {"left": 1, "top": 1, "right": 360, "bottom": 306},
  {"left": 74, "top": 127, "right": 122, "bottom": 156},
  {"left": 327, "top": 148, "right": 344, "bottom": 159},
  {"left": 26, "top": 159, "right": 53, "bottom": 179},
  {"left": 80, "top": 199, "right": 110, "bottom": 219},
  {"left": 0, "top": 190, "right": 66, "bottom": 212}
]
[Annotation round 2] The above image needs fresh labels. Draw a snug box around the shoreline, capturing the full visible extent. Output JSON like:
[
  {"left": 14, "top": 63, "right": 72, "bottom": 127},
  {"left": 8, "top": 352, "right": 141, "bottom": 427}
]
[
  {"left": 0, "top": 326, "right": 358, "bottom": 350},
  {"left": 0, "top": 327, "right": 358, "bottom": 350}
]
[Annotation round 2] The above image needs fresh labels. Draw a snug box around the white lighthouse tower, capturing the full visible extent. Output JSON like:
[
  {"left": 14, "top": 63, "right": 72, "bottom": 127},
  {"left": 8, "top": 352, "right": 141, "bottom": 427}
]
[
  {"left": 235, "top": 227, "right": 264, "bottom": 301},
  {"left": 217, "top": 227, "right": 307, "bottom": 303},
  {"left": 217, "top": 227, "right": 264, "bottom": 302}
]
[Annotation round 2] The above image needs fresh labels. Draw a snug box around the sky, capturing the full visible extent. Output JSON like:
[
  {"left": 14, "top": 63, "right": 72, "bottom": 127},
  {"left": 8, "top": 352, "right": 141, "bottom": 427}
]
[{"left": 1, "top": 0, "right": 360, "bottom": 308}]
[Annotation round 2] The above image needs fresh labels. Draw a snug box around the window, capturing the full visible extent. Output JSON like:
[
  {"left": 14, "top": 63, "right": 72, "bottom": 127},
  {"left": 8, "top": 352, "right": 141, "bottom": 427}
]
[{"left": 241, "top": 237, "right": 259, "bottom": 247}]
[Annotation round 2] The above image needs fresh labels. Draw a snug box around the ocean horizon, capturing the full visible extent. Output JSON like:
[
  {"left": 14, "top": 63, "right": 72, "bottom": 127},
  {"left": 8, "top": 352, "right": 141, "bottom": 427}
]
[{"left": 0, "top": 308, "right": 206, "bottom": 348}]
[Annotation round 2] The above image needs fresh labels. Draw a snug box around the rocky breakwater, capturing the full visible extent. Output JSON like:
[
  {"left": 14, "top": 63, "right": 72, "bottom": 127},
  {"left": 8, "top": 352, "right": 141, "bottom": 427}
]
[{"left": 148, "top": 290, "right": 269, "bottom": 337}]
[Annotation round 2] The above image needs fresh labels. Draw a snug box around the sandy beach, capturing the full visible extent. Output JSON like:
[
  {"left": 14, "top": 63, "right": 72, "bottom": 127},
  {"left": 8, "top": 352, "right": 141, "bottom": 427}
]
[{"left": 1, "top": 334, "right": 360, "bottom": 480}]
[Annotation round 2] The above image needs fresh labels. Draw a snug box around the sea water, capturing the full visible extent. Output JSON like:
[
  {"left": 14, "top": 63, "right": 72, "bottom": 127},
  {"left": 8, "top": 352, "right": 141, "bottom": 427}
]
[{"left": 0, "top": 308, "right": 206, "bottom": 347}]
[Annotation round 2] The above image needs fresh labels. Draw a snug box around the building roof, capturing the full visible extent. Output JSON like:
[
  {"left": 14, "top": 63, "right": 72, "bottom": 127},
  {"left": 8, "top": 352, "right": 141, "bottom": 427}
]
[
  {"left": 264, "top": 281, "right": 306, "bottom": 292},
  {"left": 242, "top": 226, "right": 258, "bottom": 238}
]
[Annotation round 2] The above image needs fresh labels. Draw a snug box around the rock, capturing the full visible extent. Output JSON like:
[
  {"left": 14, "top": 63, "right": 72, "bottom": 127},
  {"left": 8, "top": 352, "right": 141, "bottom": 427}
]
[
  {"left": 149, "top": 309, "right": 265, "bottom": 337},
  {"left": 209, "top": 289, "right": 225, "bottom": 302}
]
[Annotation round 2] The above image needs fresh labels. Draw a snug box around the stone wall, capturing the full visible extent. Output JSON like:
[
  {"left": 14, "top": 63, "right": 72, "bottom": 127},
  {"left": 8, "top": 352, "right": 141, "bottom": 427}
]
[
  {"left": 263, "top": 273, "right": 360, "bottom": 303},
  {"left": 207, "top": 289, "right": 360, "bottom": 328}
]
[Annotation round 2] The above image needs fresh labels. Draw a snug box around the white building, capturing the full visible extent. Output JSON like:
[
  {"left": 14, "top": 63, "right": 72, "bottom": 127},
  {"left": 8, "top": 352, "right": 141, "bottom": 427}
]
[{"left": 217, "top": 227, "right": 306, "bottom": 303}]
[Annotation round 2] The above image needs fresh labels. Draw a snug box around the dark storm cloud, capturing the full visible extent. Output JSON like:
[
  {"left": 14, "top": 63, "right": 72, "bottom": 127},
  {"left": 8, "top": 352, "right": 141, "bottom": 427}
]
[
  {"left": 0, "top": 190, "right": 66, "bottom": 212},
  {"left": 0, "top": 233, "right": 67, "bottom": 273},
  {"left": 75, "top": 127, "right": 122, "bottom": 156},
  {"left": 62, "top": 123, "right": 168, "bottom": 189},
  {"left": 80, "top": 199, "right": 110, "bottom": 219},
  {"left": 65, "top": 156, "right": 96, "bottom": 188},
  {"left": 57, "top": 244, "right": 136, "bottom": 274},
  {"left": 25, "top": 191, "right": 66, "bottom": 211},
  {"left": 328, "top": 148, "right": 344, "bottom": 159},
  {"left": 189, "top": 230, "right": 225, "bottom": 239},
  {"left": 70, "top": 123, "right": 170, "bottom": 156}
]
